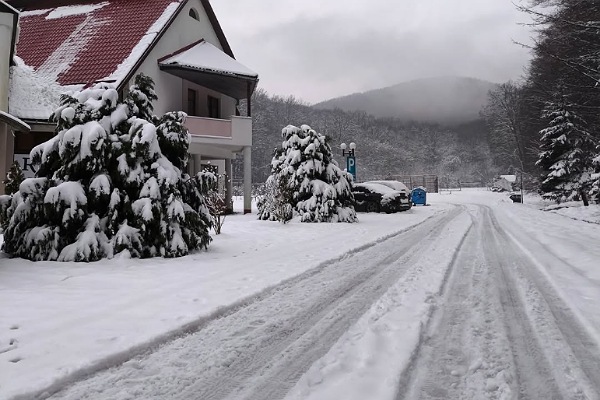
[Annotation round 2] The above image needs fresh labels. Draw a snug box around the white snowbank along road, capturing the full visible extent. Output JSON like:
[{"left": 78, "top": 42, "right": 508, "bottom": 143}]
[{"left": 1, "top": 191, "right": 600, "bottom": 399}]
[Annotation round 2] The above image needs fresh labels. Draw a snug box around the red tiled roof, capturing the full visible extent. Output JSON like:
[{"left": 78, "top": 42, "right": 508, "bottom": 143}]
[{"left": 13, "top": 0, "right": 184, "bottom": 87}]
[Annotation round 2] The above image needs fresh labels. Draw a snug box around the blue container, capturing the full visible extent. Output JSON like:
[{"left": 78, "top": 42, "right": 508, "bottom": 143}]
[{"left": 412, "top": 187, "right": 427, "bottom": 206}]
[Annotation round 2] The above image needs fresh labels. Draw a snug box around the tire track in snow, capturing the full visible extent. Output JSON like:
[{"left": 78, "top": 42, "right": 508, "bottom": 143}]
[
  {"left": 397, "top": 205, "right": 600, "bottom": 400},
  {"left": 488, "top": 208, "right": 600, "bottom": 399},
  {"left": 46, "top": 207, "right": 465, "bottom": 400}
]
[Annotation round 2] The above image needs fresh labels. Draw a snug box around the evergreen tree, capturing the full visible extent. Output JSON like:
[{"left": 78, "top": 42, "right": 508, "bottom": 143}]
[
  {"left": 2, "top": 74, "right": 213, "bottom": 261},
  {"left": 3, "top": 162, "right": 25, "bottom": 195},
  {"left": 590, "top": 151, "right": 600, "bottom": 203},
  {"left": 536, "top": 95, "right": 595, "bottom": 204},
  {"left": 259, "top": 124, "right": 357, "bottom": 223}
]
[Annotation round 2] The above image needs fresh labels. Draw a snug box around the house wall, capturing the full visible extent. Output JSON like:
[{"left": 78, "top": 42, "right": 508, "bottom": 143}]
[
  {"left": 0, "top": 11, "right": 14, "bottom": 111},
  {"left": 0, "top": 10, "right": 15, "bottom": 194},
  {"left": 130, "top": 0, "right": 236, "bottom": 119}
]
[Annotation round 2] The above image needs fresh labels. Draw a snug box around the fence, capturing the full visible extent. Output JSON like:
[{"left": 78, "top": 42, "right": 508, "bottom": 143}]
[{"left": 384, "top": 174, "right": 439, "bottom": 193}]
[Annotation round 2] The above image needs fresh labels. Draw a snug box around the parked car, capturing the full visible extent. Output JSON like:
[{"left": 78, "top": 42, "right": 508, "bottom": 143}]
[
  {"left": 509, "top": 193, "right": 522, "bottom": 203},
  {"left": 366, "top": 180, "right": 412, "bottom": 211},
  {"left": 352, "top": 182, "right": 411, "bottom": 213}
]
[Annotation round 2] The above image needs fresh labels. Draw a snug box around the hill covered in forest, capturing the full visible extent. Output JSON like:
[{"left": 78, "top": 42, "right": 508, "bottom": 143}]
[
  {"left": 314, "top": 76, "right": 497, "bottom": 125},
  {"left": 236, "top": 88, "right": 497, "bottom": 186}
]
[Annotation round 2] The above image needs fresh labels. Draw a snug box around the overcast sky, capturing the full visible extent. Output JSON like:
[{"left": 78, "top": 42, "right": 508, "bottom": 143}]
[{"left": 211, "top": 0, "right": 535, "bottom": 104}]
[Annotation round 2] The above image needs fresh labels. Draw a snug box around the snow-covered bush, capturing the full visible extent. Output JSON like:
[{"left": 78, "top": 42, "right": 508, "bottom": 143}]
[
  {"left": 259, "top": 124, "right": 357, "bottom": 223},
  {"left": 3, "top": 162, "right": 25, "bottom": 195},
  {"left": 257, "top": 174, "right": 293, "bottom": 223},
  {"left": 2, "top": 74, "right": 213, "bottom": 261},
  {"left": 205, "top": 176, "right": 228, "bottom": 235}
]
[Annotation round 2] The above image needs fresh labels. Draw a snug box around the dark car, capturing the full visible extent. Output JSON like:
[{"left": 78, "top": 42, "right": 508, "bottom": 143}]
[
  {"left": 509, "top": 193, "right": 522, "bottom": 203},
  {"left": 352, "top": 182, "right": 410, "bottom": 213},
  {"left": 366, "top": 180, "right": 412, "bottom": 211}
]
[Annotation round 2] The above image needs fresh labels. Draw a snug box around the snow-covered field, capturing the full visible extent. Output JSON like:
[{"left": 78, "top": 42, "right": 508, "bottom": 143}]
[{"left": 1, "top": 189, "right": 599, "bottom": 399}]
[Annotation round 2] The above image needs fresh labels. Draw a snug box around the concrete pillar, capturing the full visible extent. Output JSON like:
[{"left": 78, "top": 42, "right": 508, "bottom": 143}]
[
  {"left": 192, "top": 154, "right": 201, "bottom": 175},
  {"left": 243, "top": 146, "right": 251, "bottom": 214},
  {"left": 225, "top": 158, "right": 233, "bottom": 213}
]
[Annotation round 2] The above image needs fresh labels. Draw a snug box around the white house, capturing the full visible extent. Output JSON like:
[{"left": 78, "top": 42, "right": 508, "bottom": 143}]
[{"left": 3, "top": 0, "right": 258, "bottom": 213}]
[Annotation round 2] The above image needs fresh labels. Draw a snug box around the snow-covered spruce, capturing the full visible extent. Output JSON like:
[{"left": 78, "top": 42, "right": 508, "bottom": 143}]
[
  {"left": 590, "top": 152, "right": 600, "bottom": 204},
  {"left": 258, "top": 124, "right": 357, "bottom": 223},
  {"left": 536, "top": 96, "right": 595, "bottom": 205},
  {"left": 2, "top": 74, "right": 214, "bottom": 262}
]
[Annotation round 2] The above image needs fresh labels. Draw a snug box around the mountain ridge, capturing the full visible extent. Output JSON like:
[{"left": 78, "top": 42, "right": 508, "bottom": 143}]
[{"left": 313, "top": 76, "right": 498, "bottom": 125}]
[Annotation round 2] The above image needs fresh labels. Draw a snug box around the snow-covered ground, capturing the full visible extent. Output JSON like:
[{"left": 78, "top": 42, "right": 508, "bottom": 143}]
[
  {"left": 0, "top": 197, "right": 447, "bottom": 399},
  {"left": 1, "top": 189, "right": 599, "bottom": 400}
]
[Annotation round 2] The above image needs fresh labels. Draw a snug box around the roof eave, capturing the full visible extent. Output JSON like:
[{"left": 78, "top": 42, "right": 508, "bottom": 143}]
[
  {"left": 159, "top": 64, "right": 258, "bottom": 99},
  {"left": 0, "top": 111, "right": 31, "bottom": 132}
]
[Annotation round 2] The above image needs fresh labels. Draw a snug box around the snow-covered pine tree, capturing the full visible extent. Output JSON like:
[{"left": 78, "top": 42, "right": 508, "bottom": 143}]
[
  {"left": 536, "top": 95, "right": 595, "bottom": 205},
  {"left": 259, "top": 124, "right": 356, "bottom": 223},
  {"left": 590, "top": 151, "right": 600, "bottom": 203},
  {"left": 292, "top": 125, "right": 356, "bottom": 222},
  {"left": 2, "top": 74, "right": 213, "bottom": 261},
  {"left": 3, "top": 162, "right": 25, "bottom": 195}
]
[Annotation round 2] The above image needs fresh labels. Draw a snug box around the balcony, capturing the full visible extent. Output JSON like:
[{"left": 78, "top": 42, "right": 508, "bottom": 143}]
[{"left": 185, "top": 115, "right": 252, "bottom": 157}]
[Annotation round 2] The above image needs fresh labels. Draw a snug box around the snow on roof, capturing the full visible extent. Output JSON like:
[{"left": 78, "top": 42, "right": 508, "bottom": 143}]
[
  {"left": 356, "top": 182, "right": 398, "bottom": 194},
  {"left": 0, "top": 110, "right": 31, "bottom": 131},
  {"left": 20, "top": 9, "right": 51, "bottom": 17},
  {"left": 44, "top": 2, "right": 108, "bottom": 19},
  {"left": 15, "top": 0, "right": 183, "bottom": 88},
  {"left": 499, "top": 174, "right": 517, "bottom": 183},
  {"left": 103, "top": 1, "right": 181, "bottom": 85},
  {"left": 9, "top": 56, "right": 73, "bottom": 120},
  {"left": 159, "top": 40, "right": 258, "bottom": 79}
]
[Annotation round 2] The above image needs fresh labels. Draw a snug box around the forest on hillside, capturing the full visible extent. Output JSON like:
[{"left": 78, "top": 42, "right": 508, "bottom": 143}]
[
  {"left": 238, "top": 88, "right": 496, "bottom": 187},
  {"left": 481, "top": 0, "right": 600, "bottom": 204}
]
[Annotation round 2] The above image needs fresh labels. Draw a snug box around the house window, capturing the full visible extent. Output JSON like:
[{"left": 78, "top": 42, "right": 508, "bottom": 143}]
[
  {"left": 208, "top": 95, "right": 220, "bottom": 119},
  {"left": 187, "top": 89, "right": 197, "bottom": 116},
  {"left": 14, "top": 131, "right": 55, "bottom": 154},
  {"left": 189, "top": 8, "right": 199, "bottom": 20}
]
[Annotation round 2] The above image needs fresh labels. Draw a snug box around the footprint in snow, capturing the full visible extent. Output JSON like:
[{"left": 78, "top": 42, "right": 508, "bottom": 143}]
[{"left": 0, "top": 338, "right": 18, "bottom": 354}]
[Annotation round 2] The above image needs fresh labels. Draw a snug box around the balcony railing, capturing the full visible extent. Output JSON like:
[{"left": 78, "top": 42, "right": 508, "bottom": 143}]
[
  {"left": 184, "top": 115, "right": 252, "bottom": 147},
  {"left": 185, "top": 116, "right": 232, "bottom": 138}
]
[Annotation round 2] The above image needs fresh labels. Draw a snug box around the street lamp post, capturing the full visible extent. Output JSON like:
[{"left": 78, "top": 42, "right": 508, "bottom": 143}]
[{"left": 341, "top": 142, "right": 357, "bottom": 181}]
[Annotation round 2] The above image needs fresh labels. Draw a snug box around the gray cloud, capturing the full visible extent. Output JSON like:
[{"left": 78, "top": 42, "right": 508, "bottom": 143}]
[{"left": 212, "top": 0, "right": 534, "bottom": 103}]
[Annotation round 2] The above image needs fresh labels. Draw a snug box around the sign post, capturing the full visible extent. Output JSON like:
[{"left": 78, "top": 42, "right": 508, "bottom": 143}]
[
  {"left": 347, "top": 155, "right": 356, "bottom": 181},
  {"left": 340, "top": 142, "right": 357, "bottom": 182}
]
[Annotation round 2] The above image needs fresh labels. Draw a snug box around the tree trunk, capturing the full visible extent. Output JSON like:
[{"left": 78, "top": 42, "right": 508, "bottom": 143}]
[{"left": 580, "top": 189, "right": 589, "bottom": 206}]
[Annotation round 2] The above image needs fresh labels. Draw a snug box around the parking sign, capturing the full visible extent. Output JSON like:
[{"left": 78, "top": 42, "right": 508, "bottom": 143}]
[{"left": 347, "top": 156, "right": 356, "bottom": 181}]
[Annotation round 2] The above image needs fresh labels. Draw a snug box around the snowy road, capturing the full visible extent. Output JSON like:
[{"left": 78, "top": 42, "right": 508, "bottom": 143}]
[
  {"left": 27, "top": 198, "right": 600, "bottom": 400},
  {"left": 398, "top": 205, "right": 600, "bottom": 400},
  {"left": 45, "top": 206, "right": 467, "bottom": 400}
]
